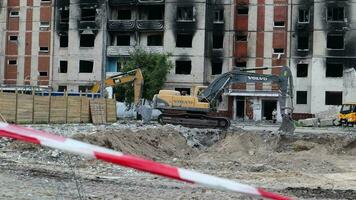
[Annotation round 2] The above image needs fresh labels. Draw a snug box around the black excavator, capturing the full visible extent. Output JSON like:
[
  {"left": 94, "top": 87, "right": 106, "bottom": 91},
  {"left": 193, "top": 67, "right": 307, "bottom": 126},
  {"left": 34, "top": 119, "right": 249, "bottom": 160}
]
[{"left": 152, "top": 66, "right": 295, "bottom": 133}]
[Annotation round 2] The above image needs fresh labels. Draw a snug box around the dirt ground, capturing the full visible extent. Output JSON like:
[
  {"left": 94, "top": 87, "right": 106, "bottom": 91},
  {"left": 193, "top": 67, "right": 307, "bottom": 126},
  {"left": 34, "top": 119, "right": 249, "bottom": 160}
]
[{"left": 0, "top": 122, "right": 356, "bottom": 200}]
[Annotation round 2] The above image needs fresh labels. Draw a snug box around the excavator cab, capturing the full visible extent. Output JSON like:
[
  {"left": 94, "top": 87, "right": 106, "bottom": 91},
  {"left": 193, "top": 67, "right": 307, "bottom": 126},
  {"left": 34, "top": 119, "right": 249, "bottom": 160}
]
[{"left": 339, "top": 103, "right": 356, "bottom": 127}]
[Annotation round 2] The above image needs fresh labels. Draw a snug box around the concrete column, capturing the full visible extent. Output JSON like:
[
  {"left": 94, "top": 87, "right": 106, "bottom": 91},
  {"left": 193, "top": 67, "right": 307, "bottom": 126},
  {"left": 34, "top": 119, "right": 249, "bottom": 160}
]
[{"left": 233, "top": 96, "right": 237, "bottom": 120}]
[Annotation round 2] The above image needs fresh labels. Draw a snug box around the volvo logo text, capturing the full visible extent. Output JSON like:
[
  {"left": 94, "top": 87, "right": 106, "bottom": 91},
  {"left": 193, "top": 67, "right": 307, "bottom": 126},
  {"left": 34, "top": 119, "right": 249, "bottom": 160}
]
[{"left": 247, "top": 76, "right": 268, "bottom": 81}]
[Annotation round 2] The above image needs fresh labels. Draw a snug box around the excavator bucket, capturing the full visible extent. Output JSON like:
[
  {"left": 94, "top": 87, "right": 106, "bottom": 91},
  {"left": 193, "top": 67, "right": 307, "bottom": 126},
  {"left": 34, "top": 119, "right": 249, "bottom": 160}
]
[{"left": 278, "top": 116, "right": 296, "bottom": 134}]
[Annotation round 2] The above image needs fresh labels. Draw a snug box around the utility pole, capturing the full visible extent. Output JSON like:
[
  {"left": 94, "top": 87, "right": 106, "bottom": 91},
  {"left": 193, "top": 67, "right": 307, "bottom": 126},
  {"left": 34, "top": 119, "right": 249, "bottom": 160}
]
[{"left": 100, "top": 1, "right": 108, "bottom": 97}]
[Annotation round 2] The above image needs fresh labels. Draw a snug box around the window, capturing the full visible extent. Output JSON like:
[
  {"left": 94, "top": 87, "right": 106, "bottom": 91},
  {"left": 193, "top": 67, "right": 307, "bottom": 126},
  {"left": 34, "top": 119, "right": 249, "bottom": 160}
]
[
  {"left": 41, "top": 0, "right": 51, "bottom": 3},
  {"left": 81, "top": 8, "right": 96, "bottom": 21},
  {"left": 326, "top": 62, "right": 343, "bottom": 77},
  {"left": 177, "top": 7, "right": 194, "bottom": 21},
  {"left": 327, "top": 7, "right": 344, "bottom": 22},
  {"left": 8, "top": 60, "right": 17, "bottom": 65},
  {"left": 9, "top": 35, "right": 18, "bottom": 41},
  {"left": 298, "top": 8, "right": 309, "bottom": 23},
  {"left": 39, "top": 71, "right": 48, "bottom": 77},
  {"left": 325, "top": 91, "right": 342, "bottom": 105},
  {"left": 148, "top": 7, "right": 164, "bottom": 20},
  {"left": 147, "top": 34, "right": 163, "bottom": 46},
  {"left": 117, "top": 10, "right": 131, "bottom": 20},
  {"left": 212, "top": 60, "right": 223, "bottom": 75},
  {"left": 175, "top": 88, "right": 191, "bottom": 95},
  {"left": 80, "top": 34, "right": 95, "bottom": 47},
  {"left": 39, "top": 47, "right": 49, "bottom": 53},
  {"left": 79, "top": 86, "right": 92, "bottom": 92},
  {"left": 59, "top": 60, "right": 68, "bottom": 73},
  {"left": 79, "top": 60, "right": 94, "bottom": 73},
  {"left": 214, "top": 9, "right": 224, "bottom": 23},
  {"left": 237, "top": 7, "right": 248, "bottom": 15},
  {"left": 273, "top": 48, "right": 284, "bottom": 54},
  {"left": 117, "top": 35, "right": 130, "bottom": 46},
  {"left": 296, "top": 91, "right": 307, "bottom": 104},
  {"left": 58, "top": 85, "right": 67, "bottom": 92},
  {"left": 176, "top": 34, "right": 193, "bottom": 47},
  {"left": 327, "top": 34, "right": 344, "bottom": 49},
  {"left": 236, "top": 34, "right": 247, "bottom": 41},
  {"left": 60, "top": 35, "right": 68, "bottom": 47},
  {"left": 296, "top": 64, "right": 308, "bottom": 77},
  {"left": 213, "top": 34, "right": 223, "bottom": 49},
  {"left": 9, "top": 10, "right": 19, "bottom": 17},
  {"left": 175, "top": 60, "right": 191, "bottom": 74},
  {"left": 274, "top": 21, "right": 285, "bottom": 27},
  {"left": 40, "top": 21, "right": 50, "bottom": 28},
  {"left": 297, "top": 35, "right": 309, "bottom": 50}
]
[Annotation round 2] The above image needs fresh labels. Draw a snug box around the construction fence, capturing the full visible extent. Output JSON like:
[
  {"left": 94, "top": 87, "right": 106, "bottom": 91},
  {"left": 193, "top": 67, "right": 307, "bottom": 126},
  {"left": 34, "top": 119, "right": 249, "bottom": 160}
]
[{"left": 0, "top": 91, "right": 117, "bottom": 124}]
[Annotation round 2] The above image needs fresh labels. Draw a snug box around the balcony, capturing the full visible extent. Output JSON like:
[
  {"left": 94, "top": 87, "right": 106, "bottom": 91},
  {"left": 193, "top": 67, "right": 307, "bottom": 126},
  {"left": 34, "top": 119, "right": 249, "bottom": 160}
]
[
  {"left": 107, "top": 46, "right": 163, "bottom": 57},
  {"left": 109, "top": 0, "right": 137, "bottom": 6},
  {"left": 108, "top": 20, "right": 136, "bottom": 31},
  {"left": 138, "top": 0, "right": 164, "bottom": 4},
  {"left": 136, "top": 20, "right": 164, "bottom": 31}
]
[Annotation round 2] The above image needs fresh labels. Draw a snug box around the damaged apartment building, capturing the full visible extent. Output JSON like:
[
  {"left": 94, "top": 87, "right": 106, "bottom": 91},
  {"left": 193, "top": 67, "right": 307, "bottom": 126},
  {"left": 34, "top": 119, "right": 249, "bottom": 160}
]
[{"left": 0, "top": 0, "right": 355, "bottom": 121}]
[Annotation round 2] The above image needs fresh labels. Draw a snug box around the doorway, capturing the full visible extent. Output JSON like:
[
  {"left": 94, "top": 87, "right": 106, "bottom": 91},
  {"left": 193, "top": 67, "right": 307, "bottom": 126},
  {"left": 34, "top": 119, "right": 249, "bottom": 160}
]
[
  {"left": 236, "top": 96, "right": 245, "bottom": 119},
  {"left": 262, "top": 100, "right": 277, "bottom": 120}
]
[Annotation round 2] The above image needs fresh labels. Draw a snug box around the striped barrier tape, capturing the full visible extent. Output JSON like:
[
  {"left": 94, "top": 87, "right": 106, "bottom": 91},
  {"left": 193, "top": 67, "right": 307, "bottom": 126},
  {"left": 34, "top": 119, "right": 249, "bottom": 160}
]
[{"left": 0, "top": 122, "right": 291, "bottom": 200}]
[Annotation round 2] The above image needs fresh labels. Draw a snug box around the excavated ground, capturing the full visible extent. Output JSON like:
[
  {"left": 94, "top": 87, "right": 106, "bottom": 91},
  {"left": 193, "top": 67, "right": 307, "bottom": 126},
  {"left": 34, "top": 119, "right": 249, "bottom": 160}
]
[{"left": 0, "top": 121, "right": 356, "bottom": 199}]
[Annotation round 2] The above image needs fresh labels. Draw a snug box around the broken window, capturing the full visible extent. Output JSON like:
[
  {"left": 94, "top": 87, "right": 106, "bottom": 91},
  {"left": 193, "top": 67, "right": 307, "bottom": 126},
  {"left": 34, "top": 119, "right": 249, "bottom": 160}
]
[
  {"left": 78, "top": 85, "right": 92, "bottom": 92},
  {"left": 81, "top": 8, "right": 96, "bottom": 21},
  {"left": 273, "top": 48, "right": 284, "bottom": 54},
  {"left": 176, "top": 34, "right": 193, "bottom": 48},
  {"left": 214, "top": 9, "right": 224, "bottom": 23},
  {"left": 117, "top": 10, "right": 131, "bottom": 20},
  {"left": 60, "top": 35, "right": 68, "bottom": 47},
  {"left": 80, "top": 34, "right": 95, "bottom": 47},
  {"left": 296, "top": 64, "right": 308, "bottom": 77},
  {"left": 237, "top": 6, "right": 248, "bottom": 15},
  {"left": 326, "top": 62, "right": 343, "bottom": 77},
  {"left": 79, "top": 60, "right": 94, "bottom": 73},
  {"left": 274, "top": 21, "right": 285, "bottom": 27},
  {"left": 117, "top": 35, "right": 130, "bottom": 46},
  {"left": 147, "top": 34, "right": 163, "bottom": 46},
  {"left": 297, "top": 35, "right": 309, "bottom": 50},
  {"left": 327, "top": 7, "right": 344, "bottom": 22},
  {"left": 212, "top": 60, "right": 223, "bottom": 75},
  {"left": 39, "top": 71, "right": 48, "bottom": 77},
  {"left": 148, "top": 7, "right": 164, "bottom": 20},
  {"left": 213, "top": 34, "right": 223, "bottom": 49},
  {"left": 177, "top": 7, "right": 194, "bottom": 21},
  {"left": 59, "top": 60, "right": 68, "bottom": 73},
  {"left": 298, "top": 8, "right": 309, "bottom": 23},
  {"left": 325, "top": 91, "right": 342, "bottom": 105},
  {"left": 58, "top": 85, "right": 67, "bottom": 92},
  {"left": 296, "top": 91, "right": 307, "bottom": 104},
  {"left": 235, "top": 61, "right": 247, "bottom": 68},
  {"left": 235, "top": 34, "right": 247, "bottom": 41},
  {"left": 327, "top": 34, "right": 344, "bottom": 49},
  {"left": 175, "top": 60, "right": 191, "bottom": 74},
  {"left": 175, "top": 88, "right": 191, "bottom": 95}
]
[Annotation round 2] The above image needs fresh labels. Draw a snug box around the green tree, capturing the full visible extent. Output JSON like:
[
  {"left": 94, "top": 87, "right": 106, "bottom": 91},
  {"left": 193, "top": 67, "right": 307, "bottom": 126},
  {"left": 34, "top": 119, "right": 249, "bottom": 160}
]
[{"left": 114, "top": 48, "right": 173, "bottom": 104}]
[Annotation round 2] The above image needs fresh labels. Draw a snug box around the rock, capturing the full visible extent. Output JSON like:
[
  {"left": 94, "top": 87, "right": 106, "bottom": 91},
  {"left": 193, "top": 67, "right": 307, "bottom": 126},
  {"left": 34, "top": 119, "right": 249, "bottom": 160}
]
[
  {"left": 299, "top": 118, "right": 319, "bottom": 127},
  {"left": 319, "top": 118, "right": 335, "bottom": 127}
]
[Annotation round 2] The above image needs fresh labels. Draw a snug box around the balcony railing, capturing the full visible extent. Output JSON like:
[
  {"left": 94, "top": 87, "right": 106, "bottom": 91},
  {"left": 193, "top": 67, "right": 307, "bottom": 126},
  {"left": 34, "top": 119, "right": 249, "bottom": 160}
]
[
  {"left": 136, "top": 20, "right": 164, "bottom": 31},
  {"left": 109, "top": 0, "right": 137, "bottom": 6},
  {"left": 107, "top": 46, "right": 163, "bottom": 56},
  {"left": 138, "top": 0, "right": 164, "bottom": 4},
  {"left": 108, "top": 20, "right": 136, "bottom": 31},
  {"left": 78, "top": 21, "right": 98, "bottom": 30}
]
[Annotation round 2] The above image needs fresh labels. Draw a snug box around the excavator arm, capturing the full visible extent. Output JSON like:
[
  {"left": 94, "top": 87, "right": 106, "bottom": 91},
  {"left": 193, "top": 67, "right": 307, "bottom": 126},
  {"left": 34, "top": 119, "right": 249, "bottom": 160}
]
[
  {"left": 91, "top": 69, "right": 144, "bottom": 105},
  {"left": 200, "top": 66, "right": 295, "bottom": 133}
]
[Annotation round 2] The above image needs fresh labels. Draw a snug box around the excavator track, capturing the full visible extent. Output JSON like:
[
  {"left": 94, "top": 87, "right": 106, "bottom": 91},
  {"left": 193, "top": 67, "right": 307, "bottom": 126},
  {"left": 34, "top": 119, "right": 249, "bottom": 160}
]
[{"left": 158, "top": 113, "right": 231, "bottom": 129}]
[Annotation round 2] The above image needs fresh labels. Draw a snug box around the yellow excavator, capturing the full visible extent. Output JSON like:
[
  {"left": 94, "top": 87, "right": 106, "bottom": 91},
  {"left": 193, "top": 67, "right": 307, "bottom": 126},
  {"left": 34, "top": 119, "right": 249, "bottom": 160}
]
[
  {"left": 152, "top": 66, "right": 295, "bottom": 133},
  {"left": 338, "top": 102, "right": 356, "bottom": 127},
  {"left": 91, "top": 69, "right": 144, "bottom": 104}
]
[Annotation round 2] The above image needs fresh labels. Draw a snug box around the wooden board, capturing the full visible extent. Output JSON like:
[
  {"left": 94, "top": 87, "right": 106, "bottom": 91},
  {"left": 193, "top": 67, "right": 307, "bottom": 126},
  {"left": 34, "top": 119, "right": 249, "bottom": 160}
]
[
  {"left": 0, "top": 93, "right": 16, "bottom": 123},
  {"left": 106, "top": 99, "right": 117, "bottom": 123},
  {"left": 50, "top": 96, "right": 67, "bottom": 123},
  {"left": 80, "top": 97, "right": 90, "bottom": 123},
  {"left": 90, "top": 99, "right": 106, "bottom": 124},
  {"left": 33, "top": 96, "right": 50, "bottom": 124},
  {"left": 67, "top": 96, "right": 81, "bottom": 123},
  {"left": 17, "top": 94, "right": 33, "bottom": 124}
]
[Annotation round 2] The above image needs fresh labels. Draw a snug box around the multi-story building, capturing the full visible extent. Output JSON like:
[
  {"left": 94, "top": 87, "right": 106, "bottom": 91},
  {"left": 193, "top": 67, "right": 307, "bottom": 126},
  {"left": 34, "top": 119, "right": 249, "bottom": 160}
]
[{"left": 0, "top": 0, "right": 355, "bottom": 121}]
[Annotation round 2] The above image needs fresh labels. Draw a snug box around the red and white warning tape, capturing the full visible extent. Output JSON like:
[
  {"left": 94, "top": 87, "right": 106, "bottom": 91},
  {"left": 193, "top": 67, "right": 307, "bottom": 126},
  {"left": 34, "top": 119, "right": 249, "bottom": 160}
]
[{"left": 0, "top": 122, "right": 291, "bottom": 200}]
